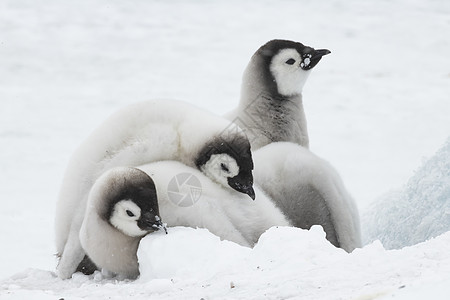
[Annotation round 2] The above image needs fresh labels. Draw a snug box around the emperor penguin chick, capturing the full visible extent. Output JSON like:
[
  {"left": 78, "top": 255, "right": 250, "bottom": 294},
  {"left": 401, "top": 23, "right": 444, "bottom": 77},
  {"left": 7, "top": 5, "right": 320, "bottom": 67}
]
[
  {"left": 61, "top": 167, "right": 165, "bottom": 279},
  {"left": 137, "top": 160, "right": 290, "bottom": 247},
  {"left": 226, "top": 39, "right": 330, "bottom": 150},
  {"left": 67, "top": 167, "right": 165, "bottom": 279}
]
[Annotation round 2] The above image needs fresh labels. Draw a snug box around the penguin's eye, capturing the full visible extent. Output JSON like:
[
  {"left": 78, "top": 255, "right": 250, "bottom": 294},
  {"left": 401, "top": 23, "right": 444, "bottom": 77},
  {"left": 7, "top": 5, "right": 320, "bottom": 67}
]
[
  {"left": 285, "top": 58, "right": 296, "bottom": 65},
  {"left": 221, "top": 163, "right": 230, "bottom": 173},
  {"left": 126, "top": 210, "right": 135, "bottom": 217}
]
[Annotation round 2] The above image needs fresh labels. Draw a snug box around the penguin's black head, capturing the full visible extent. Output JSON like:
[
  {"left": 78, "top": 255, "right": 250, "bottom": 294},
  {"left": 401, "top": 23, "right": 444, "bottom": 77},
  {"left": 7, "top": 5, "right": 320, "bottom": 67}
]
[
  {"left": 252, "top": 39, "right": 330, "bottom": 97},
  {"left": 195, "top": 134, "right": 255, "bottom": 200},
  {"left": 104, "top": 167, "right": 167, "bottom": 237}
]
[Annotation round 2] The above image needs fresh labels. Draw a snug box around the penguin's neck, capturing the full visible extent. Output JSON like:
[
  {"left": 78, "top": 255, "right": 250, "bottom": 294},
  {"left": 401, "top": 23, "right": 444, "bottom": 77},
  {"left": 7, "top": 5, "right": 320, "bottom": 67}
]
[
  {"left": 237, "top": 74, "right": 309, "bottom": 150},
  {"left": 80, "top": 211, "right": 141, "bottom": 279}
]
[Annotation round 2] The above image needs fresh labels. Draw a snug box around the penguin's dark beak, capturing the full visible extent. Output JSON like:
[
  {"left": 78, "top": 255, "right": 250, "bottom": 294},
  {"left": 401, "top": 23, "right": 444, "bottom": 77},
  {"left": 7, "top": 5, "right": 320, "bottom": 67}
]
[
  {"left": 227, "top": 172, "right": 256, "bottom": 200},
  {"left": 302, "top": 48, "right": 331, "bottom": 70},
  {"left": 314, "top": 49, "right": 331, "bottom": 58},
  {"left": 138, "top": 212, "right": 168, "bottom": 234}
]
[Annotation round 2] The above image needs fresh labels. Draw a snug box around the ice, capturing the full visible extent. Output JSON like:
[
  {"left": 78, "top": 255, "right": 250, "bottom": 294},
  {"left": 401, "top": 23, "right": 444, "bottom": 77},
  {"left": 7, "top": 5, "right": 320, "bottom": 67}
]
[{"left": 363, "top": 137, "right": 450, "bottom": 249}]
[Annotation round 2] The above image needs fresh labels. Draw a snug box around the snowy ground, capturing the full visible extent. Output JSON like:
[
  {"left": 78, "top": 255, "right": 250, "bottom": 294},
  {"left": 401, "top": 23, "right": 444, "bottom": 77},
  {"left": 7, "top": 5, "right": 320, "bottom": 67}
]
[
  {"left": 2, "top": 227, "right": 450, "bottom": 300},
  {"left": 1, "top": 0, "right": 450, "bottom": 299}
]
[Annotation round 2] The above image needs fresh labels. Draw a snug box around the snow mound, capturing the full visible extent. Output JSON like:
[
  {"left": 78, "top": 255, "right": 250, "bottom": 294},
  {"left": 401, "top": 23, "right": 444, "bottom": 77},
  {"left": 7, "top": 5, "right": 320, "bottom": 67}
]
[
  {"left": 137, "top": 226, "right": 252, "bottom": 281},
  {"left": 3, "top": 226, "right": 450, "bottom": 299},
  {"left": 137, "top": 226, "right": 340, "bottom": 283},
  {"left": 363, "top": 138, "right": 450, "bottom": 249}
]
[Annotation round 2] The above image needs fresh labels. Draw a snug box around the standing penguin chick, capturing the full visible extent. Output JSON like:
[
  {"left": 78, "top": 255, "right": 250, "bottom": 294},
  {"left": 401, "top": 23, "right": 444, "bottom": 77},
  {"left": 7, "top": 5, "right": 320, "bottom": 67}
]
[
  {"left": 253, "top": 142, "right": 361, "bottom": 252},
  {"left": 63, "top": 167, "right": 164, "bottom": 279},
  {"left": 226, "top": 39, "right": 330, "bottom": 150},
  {"left": 137, "top": 161, "right": 290, "bottom": 247},
  {"left": 56, "top": 100, "right": 254, "bottom": 279}
]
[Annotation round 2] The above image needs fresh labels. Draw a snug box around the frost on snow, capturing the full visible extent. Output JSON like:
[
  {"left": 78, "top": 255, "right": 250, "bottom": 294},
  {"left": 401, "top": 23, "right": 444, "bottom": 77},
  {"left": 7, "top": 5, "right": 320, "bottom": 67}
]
[{"left": 363, "top": 137, "right": 450, "bottom": 249}]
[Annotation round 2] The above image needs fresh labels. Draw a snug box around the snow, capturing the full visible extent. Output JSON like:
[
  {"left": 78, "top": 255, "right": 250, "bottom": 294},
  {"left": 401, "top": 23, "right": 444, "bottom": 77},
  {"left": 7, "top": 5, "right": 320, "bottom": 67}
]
[
  {"left": 363, "top": 137, "right": 450, "bottom": 249},
  {"left": 2, "top": 227, "right": 450, "bottom": 299},
  {"left": 1, "top": 0, "right": 450, "bottom": 299}
]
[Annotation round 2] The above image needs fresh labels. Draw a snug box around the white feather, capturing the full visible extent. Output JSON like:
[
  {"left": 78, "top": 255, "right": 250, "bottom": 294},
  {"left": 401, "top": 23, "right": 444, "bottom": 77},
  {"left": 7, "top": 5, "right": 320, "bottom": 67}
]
[{"left": 137, "top": 161, "right": 290, "bottom": 247}]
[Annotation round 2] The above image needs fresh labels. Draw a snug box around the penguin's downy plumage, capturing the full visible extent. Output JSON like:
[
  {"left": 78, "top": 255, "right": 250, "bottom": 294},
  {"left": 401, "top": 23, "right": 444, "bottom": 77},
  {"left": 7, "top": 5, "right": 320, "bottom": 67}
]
[
  {"left": 226, "top": 39, "right": 330, "bottom": 150},
  {"left": 137, "top": 160, "right": 290, "bottom": 247},
  {"left": 253, "top": 142, "right": 361, "bottom": 252},
  {"left": 58, "top": 167, "right": 165, "bottom": 279},
  {"left": 56, "top": 99, "right": 254, "bottom": 279},
  {"left": 225, "top": 40, "right": 360, "bottom": 251}
]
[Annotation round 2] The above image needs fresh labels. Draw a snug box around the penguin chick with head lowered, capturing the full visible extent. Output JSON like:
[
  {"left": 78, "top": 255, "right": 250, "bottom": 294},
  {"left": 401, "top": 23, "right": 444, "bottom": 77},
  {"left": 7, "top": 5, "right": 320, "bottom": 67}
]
[
  {"left": 253, "top": 142, "right": 362, "bottom": 252},
  {"left": 225, "top": 39, "right": 330, "bottom": 150},
  {"left": 137, "top": 160, "right": 290, "bottom": 247},
  {"left": 56, "top": 99, "right": 254, "bottom": 279},
  {"left": 78, "top": 167, "right": 165, "bottom": 280}
]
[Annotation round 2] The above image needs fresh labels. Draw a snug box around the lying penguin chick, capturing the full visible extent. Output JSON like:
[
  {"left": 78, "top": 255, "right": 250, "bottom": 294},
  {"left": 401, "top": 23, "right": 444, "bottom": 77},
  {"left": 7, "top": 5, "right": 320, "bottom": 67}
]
[
  {"left": 55, "top": 99, "right": 254, "bottom": 279},
  {"left": 253, "top": 142, "right": 362, "bottom": 252},
  {"left": 225, "top": 39, "right": 330, "bottom": 150},
  {"left": 137, "top": 160, "right": 290, "bottom": 247},
  {"left": 76, "top": 167, "right": 165, "bottom": 280}
]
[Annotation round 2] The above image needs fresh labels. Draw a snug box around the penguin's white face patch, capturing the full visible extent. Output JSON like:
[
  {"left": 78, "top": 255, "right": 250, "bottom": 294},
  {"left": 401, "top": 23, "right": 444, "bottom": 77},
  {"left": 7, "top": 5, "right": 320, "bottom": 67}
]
[
  {"left": 270, "top": 48, "right": 311, "bottom": 96},
  {"left": 200, "top": 153, "right": 239, "bottom": 187},
  {"left": 109, "top": 200, "right": 147, "bottom": 237}
]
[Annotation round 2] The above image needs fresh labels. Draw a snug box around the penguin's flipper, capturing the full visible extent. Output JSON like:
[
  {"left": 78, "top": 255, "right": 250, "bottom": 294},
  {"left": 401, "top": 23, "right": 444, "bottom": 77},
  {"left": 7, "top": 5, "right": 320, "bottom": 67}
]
[
  {"left": 285, "top": 184, "right": 339, "bottom": 248},
  {"left": 265, "top": 182, "right": 340, "bottom": 248}
]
